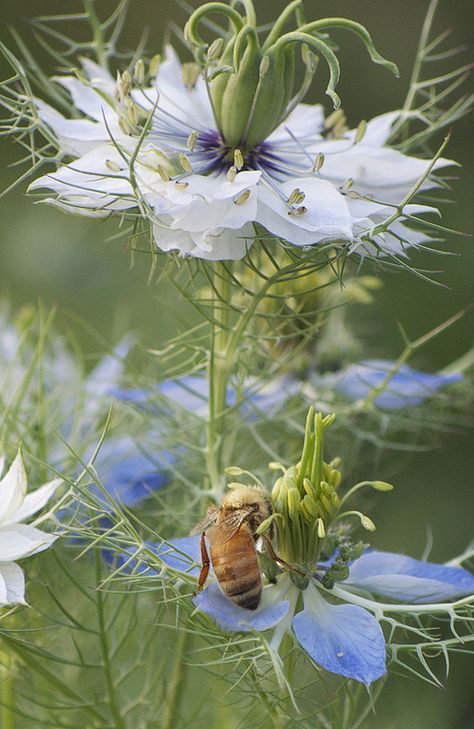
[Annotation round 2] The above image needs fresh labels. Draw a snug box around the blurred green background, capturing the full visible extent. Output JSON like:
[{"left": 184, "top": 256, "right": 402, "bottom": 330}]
[{"left": 0, "top": 1, "right": 473, "bottom": 726}]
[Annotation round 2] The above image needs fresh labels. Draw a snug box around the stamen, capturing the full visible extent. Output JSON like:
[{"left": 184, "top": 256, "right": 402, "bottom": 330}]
[
  {"left": 105, "top": 159, "right": 121, "bottom": 172},
  {"left": 234, "top": 190, "right": 251, "bottom": 205},
  {"left": 157, "top": 166, "right": 171, "bottom": 182},
  {"left": 118, "top": 118, "right": 132, "bottom": 135},
  {"left": 288, "top": 206, "right": 308, "bottom": 217},
  {"left": 234, "top": 149, "right": 244, "bottom": 170},
  {"left": 175, "top": 181, "right": 189, "bottom": 191},
  {"left": 355, "top": 119, "right": 367, "bottom": 144},
  {"left": 179, "top": 153, "right": 193, "bottom": 173},
  {"left": 187, "top": 131, "right": 199, "bottom": 151},
  {"left": 227, "top": 166, "right": 237, "bottom": 182},
  {"left": 182, "top": 62, "right": 201, "bottom": 89},
  {"left": 149, "top": 54, "right": 162, "bottom": 78},
  {"left": 133, "top": 59, "right": 145, "bottom": 86},
  {"left": 340, "top": 178, "right": 354, "bottom": 192},
  {"left": 313, "top": 152, "right": 325, "bottom": 172},
  {"left": 207, "top": 37, "right": 224, "bottom": 62},
  {"left": 288, "top": 188, "right": 306, "bottom": 205},
  {"left": 325, "top": 108, "right": 345, "bottom": 130}
]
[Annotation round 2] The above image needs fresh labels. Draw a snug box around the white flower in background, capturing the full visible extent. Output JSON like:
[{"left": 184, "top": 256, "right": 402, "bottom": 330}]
[
  {"left": 26, "top": 2, "right": 452, "bottom": 261},
  {"left": 0, "top": 451, "right": 61, "bottom": 605}
]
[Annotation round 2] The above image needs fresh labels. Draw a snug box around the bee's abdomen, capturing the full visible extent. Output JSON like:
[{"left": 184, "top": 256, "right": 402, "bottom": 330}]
[{"left": 210, "top": 530, "right": 262, "bottom": 610}]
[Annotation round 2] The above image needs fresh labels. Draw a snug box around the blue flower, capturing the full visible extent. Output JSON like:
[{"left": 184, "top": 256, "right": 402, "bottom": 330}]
[
  {"left": 327, "top": 359, "right": 462, "bottom": 410},
  {"left": 136, "top": 536, "right": 474, "bottom": 684},
  {"left": 89, "top": 436, "right": 175, "bottom": 507}
]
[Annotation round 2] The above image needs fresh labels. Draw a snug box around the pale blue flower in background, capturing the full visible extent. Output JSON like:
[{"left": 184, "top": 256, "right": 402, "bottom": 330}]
[
  {"left": 324, "top": 359, "right": 463, "bottom": 410},
  {"left": 133, "top": 535, "right": 474, "bottom": 684}
]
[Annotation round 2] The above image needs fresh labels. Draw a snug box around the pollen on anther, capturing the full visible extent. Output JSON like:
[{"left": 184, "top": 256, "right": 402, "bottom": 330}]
[
  {"left": 234, "top": 190, "right": 251, "bottom": 205},
  {"left": 227, "top": 166, "right": 237, "bottom": 183},
  {"left": 106, "top": 159, "right": 121, "bottom": 172},
  {"left": 187, "top": 131, "right": 199, "bottom": 151},
  {"left": 288, "top": 206, "right": 308, "bottom": 217},
  {"left": 157, "top": 166, "right": 171, "bottom": 182},
  {"left": 234, "top": 149, "right": 244, "bottom": 170},
  {"left": 179, "top": 153, "right": 193, "bottom": 173}
]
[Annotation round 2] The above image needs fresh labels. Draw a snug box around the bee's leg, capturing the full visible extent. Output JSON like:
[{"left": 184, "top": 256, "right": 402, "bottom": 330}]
[
  {"left": 261, "top": 534, "right": 305, "bottom": 577},
  {"left": 197, "top": 532, "right": 210, "bottom": 592}
]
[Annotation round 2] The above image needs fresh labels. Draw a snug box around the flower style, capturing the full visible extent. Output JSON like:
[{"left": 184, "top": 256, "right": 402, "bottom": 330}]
[
  {"left": 0, "top": 450, "right": 61, "bottom": 605},
  {"left": 117, "top": 410, "right": 474, "bottom": 685},
  {"left": 25, "top": 3, "right": 452, "bottom": 261}
]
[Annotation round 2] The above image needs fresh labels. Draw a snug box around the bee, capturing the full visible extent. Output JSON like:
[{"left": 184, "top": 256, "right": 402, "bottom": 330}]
[{"left": 193, "top": 485, "right": 273, "bottom": 610}]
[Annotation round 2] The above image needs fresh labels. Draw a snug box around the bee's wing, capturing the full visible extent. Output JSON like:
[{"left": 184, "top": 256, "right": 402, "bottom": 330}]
[
  {"left": 218, "top": 508, "right": 255, "bottom": 542},
  {"left": 190, "top": 507, "right": 219, "bottom": 535}
]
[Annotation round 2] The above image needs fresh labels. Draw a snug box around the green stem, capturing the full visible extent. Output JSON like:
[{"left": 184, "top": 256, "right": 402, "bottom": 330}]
[
  {"left": 161, "top": 629, "right": 189, "bottom": 729},
  {"left": 94, "top": 554, "right": 127, "bottom": 729},
  {"left": 0, "top": 653, "right": 15, "bottom": 729},
  {"left": 83, "top": 0, "right": 108, "bottom": 69},
  {"left": 206, "top": 264, "right": 232, "bottom": 496}
]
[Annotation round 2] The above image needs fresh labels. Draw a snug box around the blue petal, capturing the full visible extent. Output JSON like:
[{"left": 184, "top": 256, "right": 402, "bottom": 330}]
[
  {"left": 92, "top": 436, "right": 174, "bottom": 507},
  {"left": 334, "top": 359, "right": 462, "bottom": 410},
  {"left": 194, "top": 583, "right": 289, "bottom": 632},
  {"left": 113, "top": 536, "right": 201, "bottom": 576},
  {"left": 292, "top": 583, "right": 386, "bottom": 684},
  {"left": 86, "top": 337, "right": 132, "bottom": 397},
  {"left": 343, "top": 550, "right": 474, "bottom": 603}
]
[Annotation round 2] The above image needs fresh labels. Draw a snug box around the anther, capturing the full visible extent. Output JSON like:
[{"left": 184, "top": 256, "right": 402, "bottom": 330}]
[
  {"left": 288, "top": 188, "right": 306, "bottom": 206},
  {"left": 227, "top": 166, "right": 237, "bottom": 183},
  {"left": 182, "top": 62, "right": 201, "bottom": 89},
  {"left": 340, "top": 178, "right": 354, "bottom": 192},
  {"left": 118, "top": 118, "right": 132, "bottom": 136},
  {"left": 317, "top": 518, "right": 326, "bottom": 538},
  {"left": 313, "top": 152, "right": 325, "bottom": 172},
  {"left": 175, "top": 181, "right": 189, "bottom": 191},
  {"left": 355, "top": 119, "right": 367, "bottom": 144},
  {"left": 288, "top": 206, "right": 308, "bottom": 217},
  {"left": 106, "top": 159, "right": 121, "bottom": 172},
  {"left": 149, "top": 54, "right": 162, "bottom": 78},
  {"left": 179, "top": 154, "right": 193, "bottom": 173},
  {"left": 157, "top": 166, "right": 171, "bottom": 182},
  {"left": 234, "top": 149, "right": 244, "bottom": 170},
  {"left": 207, "top": 38, "right": 224, "bottom": 62},
  {"left": 325, "top": 108, "right": 345, "bottom": 130},
  {"left": 133, "top": 59, "right": 145, "bottom": 86},
  {"left": 187, "top": 131, "right": 199, "bottom": 151},
  {"left": 234, "top": 190, "right": 251, "bottom": 205}
]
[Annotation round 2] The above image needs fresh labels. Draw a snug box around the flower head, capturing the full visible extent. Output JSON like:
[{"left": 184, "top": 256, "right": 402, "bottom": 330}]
[
  {"left": 22, "top": 4, "right": 452, "bottom": 262},
  {"left": 0, "top": 450, "right": 61, "bottom": 606},
  {"left": 119, "top": 409, "right": 474, "bottom": 685}
]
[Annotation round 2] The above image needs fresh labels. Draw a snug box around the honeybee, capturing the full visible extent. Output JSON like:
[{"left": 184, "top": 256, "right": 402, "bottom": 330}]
[{"left": 193, "top": 485, "right": 273, "bottom": 610}]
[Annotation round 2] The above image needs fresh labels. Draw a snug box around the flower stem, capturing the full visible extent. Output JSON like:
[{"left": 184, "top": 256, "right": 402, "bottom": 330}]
[
  {"left": 161, "top": 629, "right": 189, "bottom": 729},
  {"left": 206, "top": 264, "right": 232, "bottom": 496},
  {"left": 0, "top": 652, "right": 15, "bottom": 729},
  {"left": 83, "top": 0, "right": 108, "bottom": 70},
  {"left": 94, "top": 553, "right": 127, "bottom": 729}
]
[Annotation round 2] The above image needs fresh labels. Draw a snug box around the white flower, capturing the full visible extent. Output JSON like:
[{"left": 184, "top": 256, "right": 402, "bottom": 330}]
[
  {"left": 0, "top": 451, "right": 61, "bottom": 605},
  {"left": 29, "top": 48, "right": 452, "bottom": 261}
]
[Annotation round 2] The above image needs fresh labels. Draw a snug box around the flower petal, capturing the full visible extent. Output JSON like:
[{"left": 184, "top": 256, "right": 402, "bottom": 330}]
[
  {"left": 256, "top": 178, "right": 352, "bottom": 247},
  {"left": 334, "top": 359, "right": 462, "bottom": 409},
  {"left": 0, "top": 562, "right": 26, "bottom": 605},
  {"left": 53, "top": 75, "right": 112, "bottom": 122},
  {"left": 153, "top": 223, "right": 254, "bottom": 261},
  {"left": 10, "top": 479, "right": 62, "bottom": 525},
  {"left": 194, "top": 583, "right": 290, "bottom": 632},
  {"left": 0, "top": 451, "right": 27, "bottom": 526},
  {"left": 292, "top": 583, "right": 386, "bottom": 684},
  {"left": 344, "top": 551, "right": 474, "bottom": 603},
  {"left": 0, "top": 524, "right": 57, "bottom": 561},
  {"left": 114, "top": 536, "right": 201, "bottom": 576}
]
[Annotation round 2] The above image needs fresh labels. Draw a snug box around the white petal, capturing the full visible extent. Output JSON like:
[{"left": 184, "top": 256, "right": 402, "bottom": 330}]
[
  {"left": 54, "top": 75, "right": 112, "bottom": 121},
  {"left": 34, "top": 99, "right": 112, "bottom": 157},
  {"left": 0, "top": 456, "right": 4, "bottom": 479},
  {"left": 318, "top": 144, "right": 454, "bottom": 199},
  {"left": 0, "top": 524, "right": 57, "bottom": 561},
  {"left": 8, "top": 479, "right": 62, "bottom": 525},
  {"left": 0, "top": 451, "right": 27, "bottom": 526},
  {"left": 0, "top": 562, "right": 26, "bottom": 605},
  {"left": 80, "top": 57, "right": 115, "bottom": 87},
  {"left": 268, "top": 103, "right": 325, "bottom": 143},
  {"left": 154, "top": 223, "right": 254, "bottom": 261},
  {"left": 256, "top": 177, "right": 352, "bottom": 246}
]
